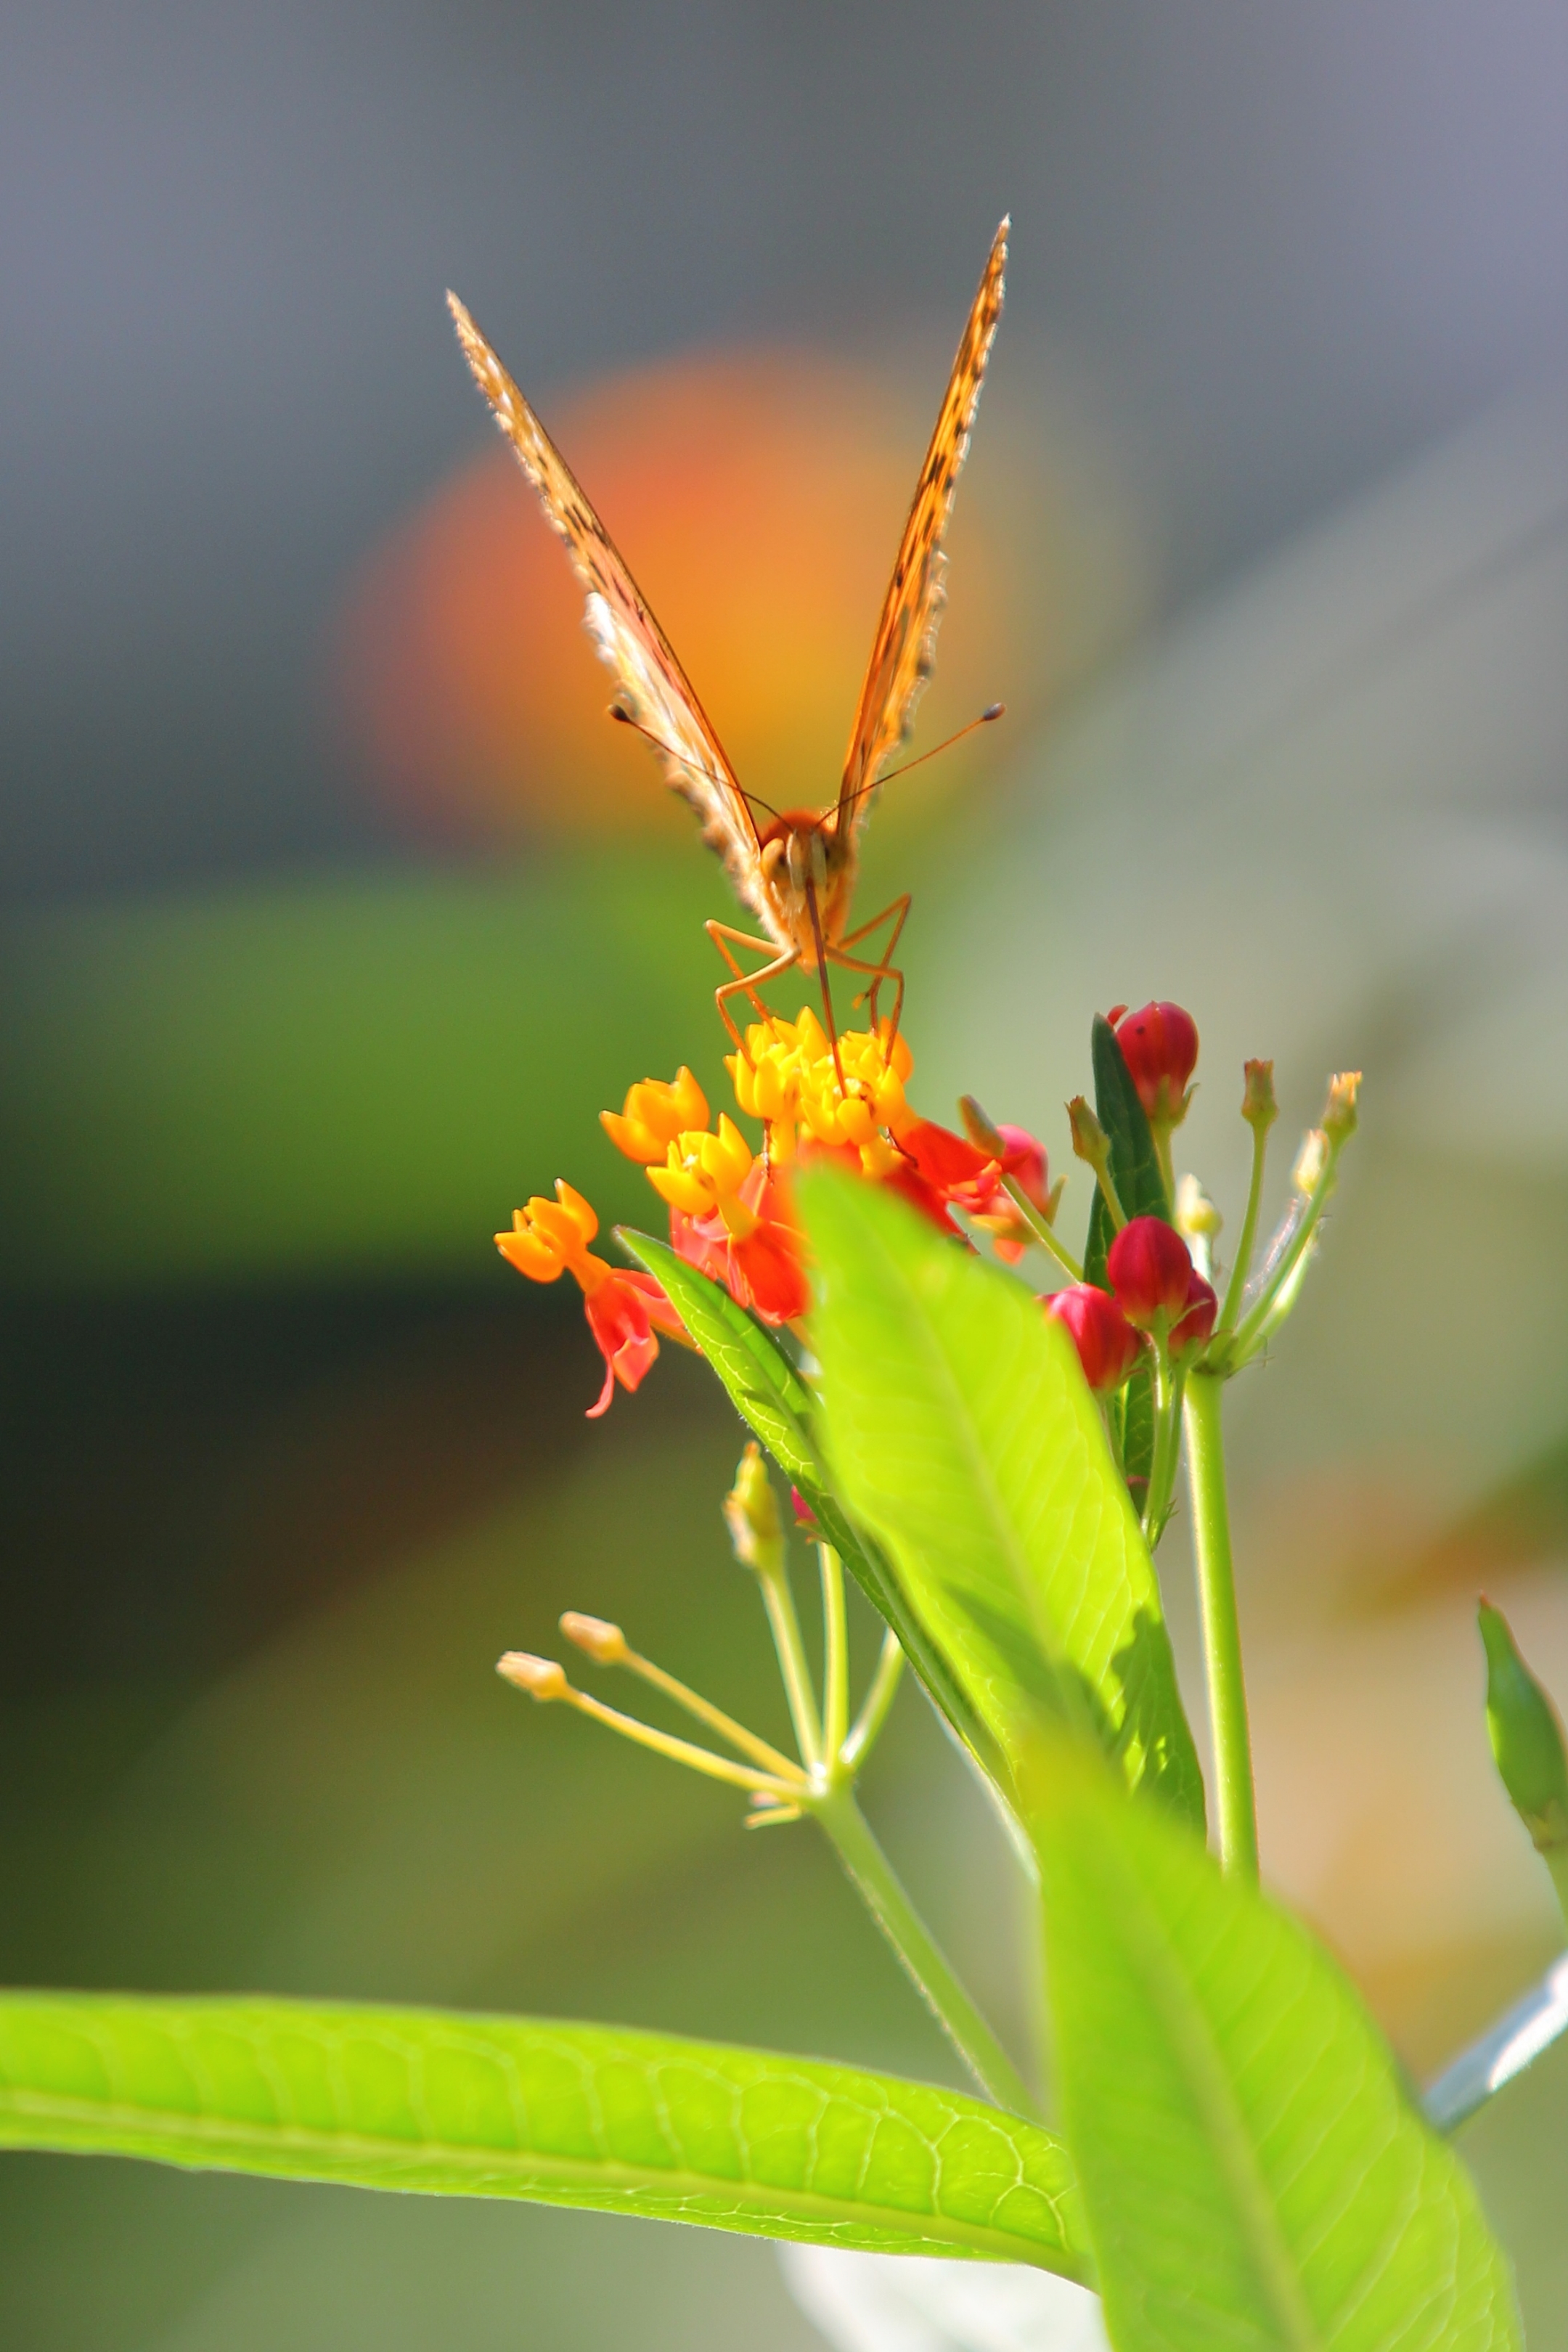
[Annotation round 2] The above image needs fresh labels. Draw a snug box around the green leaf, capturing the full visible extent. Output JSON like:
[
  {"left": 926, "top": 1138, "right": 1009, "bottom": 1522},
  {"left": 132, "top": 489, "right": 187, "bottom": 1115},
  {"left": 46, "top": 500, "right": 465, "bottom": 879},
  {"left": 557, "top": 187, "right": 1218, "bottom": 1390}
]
[
  {"left": 1030, "top": 1748, "right": 1523, "bottom": 2351},
  {"left": 617, "top": 1228, "right": 1000, "bottom": 1786},
  {"left": 799, "top": 1171, "right": 1204, "bottom": 1826},
  {"left": 0, "top": 1993, "right": 1087, "bottom": 2273},
  {"left": 618, "top": 1227, "right": 815, "bottom": 1479}
]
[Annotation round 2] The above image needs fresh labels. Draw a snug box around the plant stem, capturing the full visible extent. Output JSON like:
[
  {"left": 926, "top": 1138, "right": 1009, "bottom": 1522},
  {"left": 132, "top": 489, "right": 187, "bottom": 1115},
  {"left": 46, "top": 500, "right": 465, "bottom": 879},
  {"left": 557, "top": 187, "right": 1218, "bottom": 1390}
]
[
  {"left": 812, "top": 1787, "right": 1037, "bottom": 2116},
  {"left": 1143, "top": 1359, "right": 1188, "bottom": 1547},
  {"left": 758, "top": 1565, "right": 823, "bottom": 1771},
  {"left": 1218, "top": 1114, "right": 1271, "bottom": 1335},
  {"left": 1222, "top": 1135, "right": 1345, "bottom": 1368},
  {"left": 841, "top": 1628, "right": 905, "bottom": 1769},
  {"left": 819, "top": 1543, "right": 849, "bottom": 1761},
  {"left": 1548, "top": 1846, "right": 1568, "bottom": 1939},
  {"left": 1001, "top": 1175, "right": 1084, "bottom": 1283},
  {"left": 1183, "top": 1370, "right": 1259, "bottom": 1881}
]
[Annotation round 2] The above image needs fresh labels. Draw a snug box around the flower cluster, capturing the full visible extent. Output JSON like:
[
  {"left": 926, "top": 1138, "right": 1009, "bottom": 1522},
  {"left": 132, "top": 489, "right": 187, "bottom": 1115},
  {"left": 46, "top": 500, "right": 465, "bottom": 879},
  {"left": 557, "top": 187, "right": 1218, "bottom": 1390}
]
[
  {"left": 497, "top": 1005, "right": 1055, "bottom": 1413},
  {"left": 1045, "top": 1218, "right": 1217, "bottom": 1395}
]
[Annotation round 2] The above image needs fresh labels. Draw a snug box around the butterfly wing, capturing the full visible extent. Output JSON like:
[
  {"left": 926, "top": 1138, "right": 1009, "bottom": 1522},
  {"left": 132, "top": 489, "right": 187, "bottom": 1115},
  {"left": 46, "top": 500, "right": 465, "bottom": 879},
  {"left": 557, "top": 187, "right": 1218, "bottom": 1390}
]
[
  {"left": 447, "top": 293, "right": 764, "bottom": 912},
  {"left": 836, "top": 220, "right": 1008, "bottom": 837}
]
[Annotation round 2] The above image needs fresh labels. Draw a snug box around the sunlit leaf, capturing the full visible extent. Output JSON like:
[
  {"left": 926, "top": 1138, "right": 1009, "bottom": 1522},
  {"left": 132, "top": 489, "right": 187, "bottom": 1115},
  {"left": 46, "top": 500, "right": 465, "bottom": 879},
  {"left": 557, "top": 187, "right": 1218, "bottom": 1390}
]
[
  {"left": 617, "top": 1227, "right": 998, "bottom": 1781},
  {"left": 1031, "top": 1747, "right": 1523, "bottom": 2351},
  {"left": 800, "top": 1171, "right": 1204, "bottom": 1824},
  {"left": 0, "top": 1994, "right": 1087, "bottom": 2273}
]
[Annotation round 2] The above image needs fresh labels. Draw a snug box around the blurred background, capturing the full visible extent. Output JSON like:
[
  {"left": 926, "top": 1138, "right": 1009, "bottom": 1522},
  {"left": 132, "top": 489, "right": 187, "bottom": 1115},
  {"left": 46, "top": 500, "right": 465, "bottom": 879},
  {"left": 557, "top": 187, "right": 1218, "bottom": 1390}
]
[{"left": 4, "top": 2, "right": 1568, "bottom": 2343}]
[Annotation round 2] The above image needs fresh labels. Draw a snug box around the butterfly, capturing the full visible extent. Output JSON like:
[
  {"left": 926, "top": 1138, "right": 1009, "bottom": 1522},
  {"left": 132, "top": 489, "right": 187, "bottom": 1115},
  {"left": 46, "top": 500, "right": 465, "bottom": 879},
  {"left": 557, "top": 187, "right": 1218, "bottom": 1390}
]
[{"left": 447, "top": 219, "right": 1008, "bottom": 1078}]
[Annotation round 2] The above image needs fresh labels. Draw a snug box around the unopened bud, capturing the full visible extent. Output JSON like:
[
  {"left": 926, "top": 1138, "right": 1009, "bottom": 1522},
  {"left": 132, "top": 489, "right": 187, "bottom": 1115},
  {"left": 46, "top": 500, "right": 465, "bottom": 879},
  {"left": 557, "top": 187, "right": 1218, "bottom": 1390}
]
[
  {"left": 560, "top": 1612, "right": 629, "bottom": 1667},
  {"left": 1175, "top": 1173, "right": 1222, "bottom": 1242},
  {"left": 959, "top": 1094, "right": 1006, "bottom": 1158},
  {"left": 1045, "top": 1283, "right": 1141, "bottom": 1394},
  {"left": 1066, "top": 1095, "right": 1111, "bottom": 1176},
  {"left": 1479, "top": 1600, "right": 1568, "bottom": 1853},
  {"left": 1106, "top": 1216, "right": 1193, "bottom": 1331},
  {"left": 723, "top": 1441, "right": 785, "bottom": 1579},
  {"left": 1293, "top": 1129, "right": 1328, "bottom": 1196},
  {"left": 1323, "top": 1070, "right": 1361, "bottom": 1144},
  {"left": 1241, "top": 1059, "right": 1277, "bottom": 1132},
  {"left": 1112, "top": 1002, "right": 1199, "bottom": 1128},
  {"left": 1170, "top": 1271, "right": 1218, "bottom": 1360},
  {"left": 497, "top": 1651, "right": 570, "bottom": 1700}
]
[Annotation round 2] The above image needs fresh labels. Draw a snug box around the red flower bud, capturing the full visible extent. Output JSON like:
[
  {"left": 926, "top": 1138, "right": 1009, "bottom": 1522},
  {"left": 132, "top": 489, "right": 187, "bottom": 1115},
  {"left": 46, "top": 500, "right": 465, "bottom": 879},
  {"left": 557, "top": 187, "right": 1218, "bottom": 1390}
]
[
  {"left": 1170, "top": 1270, "right": 1217, "bottom": 1359},
  {"left": 1045, "top": 1283, "right": 1142, "bottom": 1394},
  {"left": 1106, "top": 1215, "right": 1193, "bottom": 1329},
  {"left": 1113, "top": 1002, "right": 1199, "bottom": 1126}
]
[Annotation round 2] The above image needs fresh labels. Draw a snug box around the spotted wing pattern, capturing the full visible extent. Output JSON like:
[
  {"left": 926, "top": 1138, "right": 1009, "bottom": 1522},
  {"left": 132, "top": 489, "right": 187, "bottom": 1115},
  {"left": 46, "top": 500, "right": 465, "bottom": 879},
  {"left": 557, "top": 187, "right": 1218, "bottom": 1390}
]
[
  {"left": 447, "top": 293, "right": 763, "bottom": 914},
  {"left": 837, "top": 220, "right": 1008, "bottom": 836}
]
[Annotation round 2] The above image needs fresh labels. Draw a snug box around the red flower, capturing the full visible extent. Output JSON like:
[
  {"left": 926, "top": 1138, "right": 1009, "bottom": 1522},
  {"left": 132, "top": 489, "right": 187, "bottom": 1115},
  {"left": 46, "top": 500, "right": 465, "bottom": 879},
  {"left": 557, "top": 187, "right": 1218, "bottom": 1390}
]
[
  {"left": 1114, "top": 1002, "right": 1199, "bottom": 1127},
  {"left": 1170, "top": 1270, "right": 1218, "bottom": 1359},
  {"left": 1106, "top": 1216, "right": 1193, "bottom": 1330},
  {"left": 582, "top": 1269, "right": 687, "bottom": 1418},
  {"left": 669, "top": 1161, "right": 809, "bottom": 1325},
  {"left": 1045, "top": 1284, "right": 1142, "bottom": 1393}
]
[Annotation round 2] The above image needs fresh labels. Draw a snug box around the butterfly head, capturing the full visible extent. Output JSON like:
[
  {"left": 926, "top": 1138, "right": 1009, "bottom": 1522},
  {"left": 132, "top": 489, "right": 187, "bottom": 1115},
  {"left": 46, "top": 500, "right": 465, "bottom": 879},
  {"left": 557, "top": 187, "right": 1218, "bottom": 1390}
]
[{"left": 756, "top": 808, "right": 856, "bottom": 966}]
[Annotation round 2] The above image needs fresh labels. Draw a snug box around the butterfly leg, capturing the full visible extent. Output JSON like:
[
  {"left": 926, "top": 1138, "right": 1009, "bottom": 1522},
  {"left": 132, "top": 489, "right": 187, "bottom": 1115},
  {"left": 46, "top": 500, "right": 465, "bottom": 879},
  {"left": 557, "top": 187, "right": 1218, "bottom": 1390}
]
[
  {"left": 828, "top": 893, "right": 911, "bottom": 1055},
  {"left": 706, "top": 922, "right": 801, "bottom": 1055}
]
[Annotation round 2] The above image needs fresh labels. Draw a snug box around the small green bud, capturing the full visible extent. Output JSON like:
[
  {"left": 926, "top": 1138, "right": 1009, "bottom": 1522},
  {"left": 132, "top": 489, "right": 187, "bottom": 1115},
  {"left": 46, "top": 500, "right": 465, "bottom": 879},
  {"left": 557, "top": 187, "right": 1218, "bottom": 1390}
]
[
  {"left": 1241, "top": 1058, "right": 1278, "bottom": 1132},
  {"left": 1293, "top": 1127, "right": 1328, "bottom": 1196},
  {"left": 723, "top": 1442, "right": 785, "bottom": 1580},
  {"left": 1175, "top": 1172, "right": 1222, "bottom": 1241},
  {"left": 1066, "top": 1095, "right": 1111, "bottom": 1175},
  {"left": 958, "top": 1093, "right": 1006, "bottom": 1158},
  {"left": 1479, "top": 1598, "right": 1568, "bottom": 1853},
  {"left": 1322, "top": 1069, "right": 1361, "bottom": 1143}
]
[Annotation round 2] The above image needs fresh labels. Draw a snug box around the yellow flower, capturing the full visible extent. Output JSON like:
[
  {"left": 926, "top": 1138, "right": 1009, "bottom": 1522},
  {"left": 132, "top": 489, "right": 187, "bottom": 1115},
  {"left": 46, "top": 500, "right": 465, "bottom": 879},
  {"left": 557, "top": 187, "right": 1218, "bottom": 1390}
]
[
  {"left": 600, "top": 1066, "right": 710, "bottom": 1164},
  {"left": 645, "top": 1114, "right": 758, "bottom": 1229}
]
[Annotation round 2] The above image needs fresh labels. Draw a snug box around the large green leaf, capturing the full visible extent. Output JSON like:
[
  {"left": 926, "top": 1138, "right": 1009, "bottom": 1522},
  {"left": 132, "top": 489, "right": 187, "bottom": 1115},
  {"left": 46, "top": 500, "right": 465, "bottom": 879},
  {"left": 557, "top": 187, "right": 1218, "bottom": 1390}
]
[
  {"left": 799, "top": 1171, "right": 1204, "bottom": 1825},
  {"left": 1031, "top": 1749, "right": 1522, "bottom": 2350},
  {"left": 0, "top": 1993, "right": 1087, "bottom": 2272},
  {"left": 617, "top": 1227, "right": 1001, "bottom": 1785}
]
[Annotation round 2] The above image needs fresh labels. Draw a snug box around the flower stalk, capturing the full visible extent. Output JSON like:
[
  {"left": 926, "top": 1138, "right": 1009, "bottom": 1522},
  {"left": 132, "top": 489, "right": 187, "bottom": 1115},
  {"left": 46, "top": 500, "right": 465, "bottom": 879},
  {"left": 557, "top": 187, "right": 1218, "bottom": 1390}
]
[{"left": 1183, "top": 1369, "right": 1259, "bottom": 1879}]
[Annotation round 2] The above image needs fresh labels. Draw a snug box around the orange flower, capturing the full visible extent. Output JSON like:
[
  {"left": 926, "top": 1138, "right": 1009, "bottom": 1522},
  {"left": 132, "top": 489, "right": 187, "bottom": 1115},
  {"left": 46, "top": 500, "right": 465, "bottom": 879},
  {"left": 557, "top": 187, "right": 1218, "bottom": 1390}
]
[{"left": 495, "top": 1181, "right": 686, "bottom": 1413}]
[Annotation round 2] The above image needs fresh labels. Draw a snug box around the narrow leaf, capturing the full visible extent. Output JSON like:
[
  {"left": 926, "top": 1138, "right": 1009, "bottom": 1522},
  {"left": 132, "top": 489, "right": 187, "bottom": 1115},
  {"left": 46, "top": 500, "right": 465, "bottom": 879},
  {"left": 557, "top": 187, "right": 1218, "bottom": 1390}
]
[
  {"left": 800, "top": 1172, "right": 1204, "bottom": 1825},
  {"left": 617, "top": 1227, "right": 1000, "bottom": 1789},
  {"left": 1031, "top": 1749, "right": 1523, "bottom": 2351},
  {"left": 1082, "top": 1015, "right": 1167, "bottom": 1500},
  {"left": 0, "top": 1994, "right": 1087, "bottom": 2273}
]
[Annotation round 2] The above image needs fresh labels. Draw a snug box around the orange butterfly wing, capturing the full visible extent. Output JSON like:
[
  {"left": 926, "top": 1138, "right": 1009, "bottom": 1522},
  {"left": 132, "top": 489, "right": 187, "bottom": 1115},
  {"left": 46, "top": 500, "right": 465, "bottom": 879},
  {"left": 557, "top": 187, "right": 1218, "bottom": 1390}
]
[
  {"left": 837, "top": 220, "right": 1008, "bottom": 837},
  {"left": 446, "top": 293, "right": 764, "bottom": 913}
]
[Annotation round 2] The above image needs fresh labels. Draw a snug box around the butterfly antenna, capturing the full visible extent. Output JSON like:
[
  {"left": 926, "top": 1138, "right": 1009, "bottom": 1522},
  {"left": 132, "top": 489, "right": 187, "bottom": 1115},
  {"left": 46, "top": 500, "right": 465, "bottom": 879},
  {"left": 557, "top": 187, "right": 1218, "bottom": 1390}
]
[
  {"left": 841, "top": 703, "right": 1005, "bottom": 811},
  {"left": 608, "top": 706, "right": 783, "bottom": 822}
]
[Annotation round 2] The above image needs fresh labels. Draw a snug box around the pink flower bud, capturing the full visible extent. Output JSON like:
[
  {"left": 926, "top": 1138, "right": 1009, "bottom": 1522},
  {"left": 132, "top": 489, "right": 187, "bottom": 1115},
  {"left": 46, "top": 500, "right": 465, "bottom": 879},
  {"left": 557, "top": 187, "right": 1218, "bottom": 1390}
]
[
  {"left": 1170, "top": 1270, "right": 1217, "bottom": 1359},
  {"left": 1106, "top": 1216, "right": 1193, "bottom": 1329},
  {"left": 1114, "top": 1002, "right": 1199, "bottom": 1126},
  {"left": 1045, "top": 1284, "right": 1142, "bottom": 1394}
]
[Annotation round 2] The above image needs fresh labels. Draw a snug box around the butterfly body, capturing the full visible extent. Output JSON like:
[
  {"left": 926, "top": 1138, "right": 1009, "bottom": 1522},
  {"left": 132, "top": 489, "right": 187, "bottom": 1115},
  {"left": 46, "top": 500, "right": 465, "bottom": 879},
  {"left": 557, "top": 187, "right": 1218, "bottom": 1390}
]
[{"left": 449, "top": 220, "right": 1008, "bottom": 1068}]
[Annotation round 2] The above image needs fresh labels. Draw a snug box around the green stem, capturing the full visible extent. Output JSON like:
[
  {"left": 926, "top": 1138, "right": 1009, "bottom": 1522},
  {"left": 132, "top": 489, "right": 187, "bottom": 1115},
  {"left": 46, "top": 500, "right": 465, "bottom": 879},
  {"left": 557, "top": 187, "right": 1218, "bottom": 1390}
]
[
  {"left": 812, "top": 1787, "right": 1037, "bottom": 2116},
  {"left": 1548, "top": 1847, "right": 1568, "bottom": 1940},
  {"left": 1142, "top": 1351, "right": 1176, "bottom": 1545},
  {"left": 1001, "top": 1175, "right": 1084, "bottom": 1283},
  {"left": 759, "top": 1565, "right": 822, "bottom": 1772},
  {"left": 1183, "top": 1370, "right": 1259, "bottom": 1881},
  {"left": 1218, "top": 1116, "right": 1271, "bottom": 1334},
  {"left": 1222, "top": 1138, "right": 1344, "bottom": 1368},
  {"left": 840, "top": 1629, "right": 905, "bottom": 1770},
  {"left": 819, "top": 1543, "right": 849, "bottom": 1762},
  {"left": 1143, "top": 1357, "right": 1188, "bottom": 1547}
]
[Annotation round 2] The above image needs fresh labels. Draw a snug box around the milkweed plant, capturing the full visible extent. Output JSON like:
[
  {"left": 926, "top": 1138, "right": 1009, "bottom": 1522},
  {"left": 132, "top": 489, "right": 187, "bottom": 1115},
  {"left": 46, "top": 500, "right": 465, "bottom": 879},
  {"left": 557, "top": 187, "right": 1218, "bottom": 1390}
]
[{"left": 3, "top": 984, "right": 1567, "bottom": 2350}]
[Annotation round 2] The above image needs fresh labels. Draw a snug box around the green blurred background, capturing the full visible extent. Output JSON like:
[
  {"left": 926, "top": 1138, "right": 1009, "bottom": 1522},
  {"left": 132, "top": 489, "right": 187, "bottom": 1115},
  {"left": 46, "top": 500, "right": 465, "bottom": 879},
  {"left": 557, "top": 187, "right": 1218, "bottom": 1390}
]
[{"left": 5, "top": 3, "right": 1568, "bottom": 2343}]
